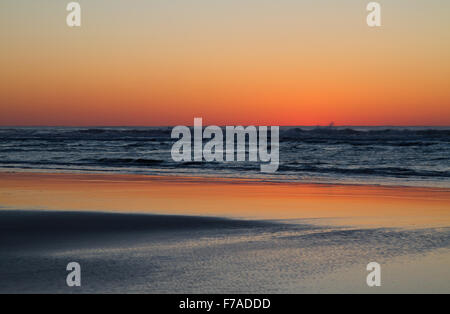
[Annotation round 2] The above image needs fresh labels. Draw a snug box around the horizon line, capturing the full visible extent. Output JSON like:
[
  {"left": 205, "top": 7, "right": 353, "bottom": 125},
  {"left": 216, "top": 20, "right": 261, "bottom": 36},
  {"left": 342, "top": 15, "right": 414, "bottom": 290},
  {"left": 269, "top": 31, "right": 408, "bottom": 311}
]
[{"left": 1, "top": 124, "right": 449, "bottom": 128}]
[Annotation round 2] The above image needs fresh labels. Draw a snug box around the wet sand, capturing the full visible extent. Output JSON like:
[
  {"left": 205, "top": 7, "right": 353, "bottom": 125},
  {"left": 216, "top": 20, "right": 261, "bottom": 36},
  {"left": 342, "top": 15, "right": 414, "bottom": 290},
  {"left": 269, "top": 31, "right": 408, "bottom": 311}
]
[
  {"left": 0, "top": 172, "right": 449, "bottom": 293},
  {"left": 1, "top": 172, "right": 449, "bottom": 226}
]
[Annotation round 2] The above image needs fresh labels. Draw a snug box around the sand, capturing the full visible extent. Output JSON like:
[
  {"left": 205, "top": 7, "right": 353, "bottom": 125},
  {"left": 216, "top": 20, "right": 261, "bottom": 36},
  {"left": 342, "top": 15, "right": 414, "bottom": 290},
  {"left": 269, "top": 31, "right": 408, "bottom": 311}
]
[{"left": 0, "top": 172, "right": 449, "bottom": 293}]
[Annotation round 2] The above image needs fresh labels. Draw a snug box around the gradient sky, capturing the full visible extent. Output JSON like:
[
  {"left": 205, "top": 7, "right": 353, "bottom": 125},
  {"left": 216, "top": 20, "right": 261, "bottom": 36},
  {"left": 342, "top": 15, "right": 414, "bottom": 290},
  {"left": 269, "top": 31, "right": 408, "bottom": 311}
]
[{"left": 1, "top": 0, "right": 449, "bottom": 126}]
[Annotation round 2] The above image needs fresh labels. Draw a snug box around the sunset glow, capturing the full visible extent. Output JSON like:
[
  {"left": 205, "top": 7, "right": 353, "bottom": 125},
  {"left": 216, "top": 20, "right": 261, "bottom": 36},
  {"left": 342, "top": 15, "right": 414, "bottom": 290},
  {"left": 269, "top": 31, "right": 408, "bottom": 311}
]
[{"left": 1, "top": 0, "right": 449, "bottom": 126}]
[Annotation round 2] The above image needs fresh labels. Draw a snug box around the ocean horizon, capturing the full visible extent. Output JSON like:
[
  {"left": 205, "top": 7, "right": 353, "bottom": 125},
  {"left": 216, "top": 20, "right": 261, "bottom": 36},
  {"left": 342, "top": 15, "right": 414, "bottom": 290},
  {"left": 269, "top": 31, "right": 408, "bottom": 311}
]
[{"left": 1, "top": 126, "right": 449, "bottom": 188}]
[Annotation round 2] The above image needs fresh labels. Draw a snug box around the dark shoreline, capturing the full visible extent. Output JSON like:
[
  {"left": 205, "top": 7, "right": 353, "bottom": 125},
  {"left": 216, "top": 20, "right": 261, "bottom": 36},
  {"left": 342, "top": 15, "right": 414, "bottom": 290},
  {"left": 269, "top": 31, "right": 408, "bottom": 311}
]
[
  {"left": 0, "top": 209, "right": 449, "bottom": 293},
  {"left": 0, "top": 209, "right": 285, "bottom": 252}
]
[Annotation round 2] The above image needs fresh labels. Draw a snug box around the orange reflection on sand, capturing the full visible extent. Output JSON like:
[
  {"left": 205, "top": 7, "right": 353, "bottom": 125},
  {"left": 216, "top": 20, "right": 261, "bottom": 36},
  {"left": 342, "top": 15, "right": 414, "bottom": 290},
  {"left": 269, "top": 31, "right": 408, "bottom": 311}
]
[{"left": 0, "top": 172, "right": 449, "bottom": 228}]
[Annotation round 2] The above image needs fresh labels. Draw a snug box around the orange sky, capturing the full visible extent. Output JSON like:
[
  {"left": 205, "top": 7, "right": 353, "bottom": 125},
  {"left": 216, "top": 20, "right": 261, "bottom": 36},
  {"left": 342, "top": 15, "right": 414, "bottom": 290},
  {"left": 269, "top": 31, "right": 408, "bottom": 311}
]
[{"left": 1, "top": 1, "right": 449, "bottom": 126}]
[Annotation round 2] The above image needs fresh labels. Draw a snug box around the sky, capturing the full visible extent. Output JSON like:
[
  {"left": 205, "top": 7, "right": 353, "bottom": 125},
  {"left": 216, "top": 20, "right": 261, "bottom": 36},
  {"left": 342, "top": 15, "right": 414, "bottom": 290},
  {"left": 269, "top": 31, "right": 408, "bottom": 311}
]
[{"left": 0, "top": 0, "right": 449, "bottom": 126}]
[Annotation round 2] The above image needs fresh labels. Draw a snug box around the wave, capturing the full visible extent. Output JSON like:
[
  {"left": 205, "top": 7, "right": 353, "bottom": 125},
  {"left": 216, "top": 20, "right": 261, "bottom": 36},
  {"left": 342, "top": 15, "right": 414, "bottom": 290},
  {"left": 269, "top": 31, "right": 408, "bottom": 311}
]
[
  {"left": 280, "top": 165, "right": 450, "bottom": 178},
  {"left": 88, "top": 158, "right": 164, "bottom": 166},
  {"left": 1, "top": 126, "right": 449, "bottom": 139},
  {"left": 280, "top": 127, "right": 450, "bottom": 142},
  {"left": 1, "top": 127, "right": 449, "bottom": 187}
]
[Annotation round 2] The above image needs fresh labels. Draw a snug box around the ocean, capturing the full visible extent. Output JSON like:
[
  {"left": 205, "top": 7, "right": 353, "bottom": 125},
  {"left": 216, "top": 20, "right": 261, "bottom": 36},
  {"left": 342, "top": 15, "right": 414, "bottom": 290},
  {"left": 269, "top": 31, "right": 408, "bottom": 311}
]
[{"left": 1, "top": 126, "right": 449, "bottom": 187}]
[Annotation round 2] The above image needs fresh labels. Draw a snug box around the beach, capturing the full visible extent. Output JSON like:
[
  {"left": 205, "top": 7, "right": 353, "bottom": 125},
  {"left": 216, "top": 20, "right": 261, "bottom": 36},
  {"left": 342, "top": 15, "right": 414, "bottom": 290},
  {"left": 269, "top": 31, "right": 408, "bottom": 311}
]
[
  {"left": 2, "top": 0, "right": 450, "bottom": 296},
  {"left": 1, "top": 172, "right": 449, "bottom": 293}
]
